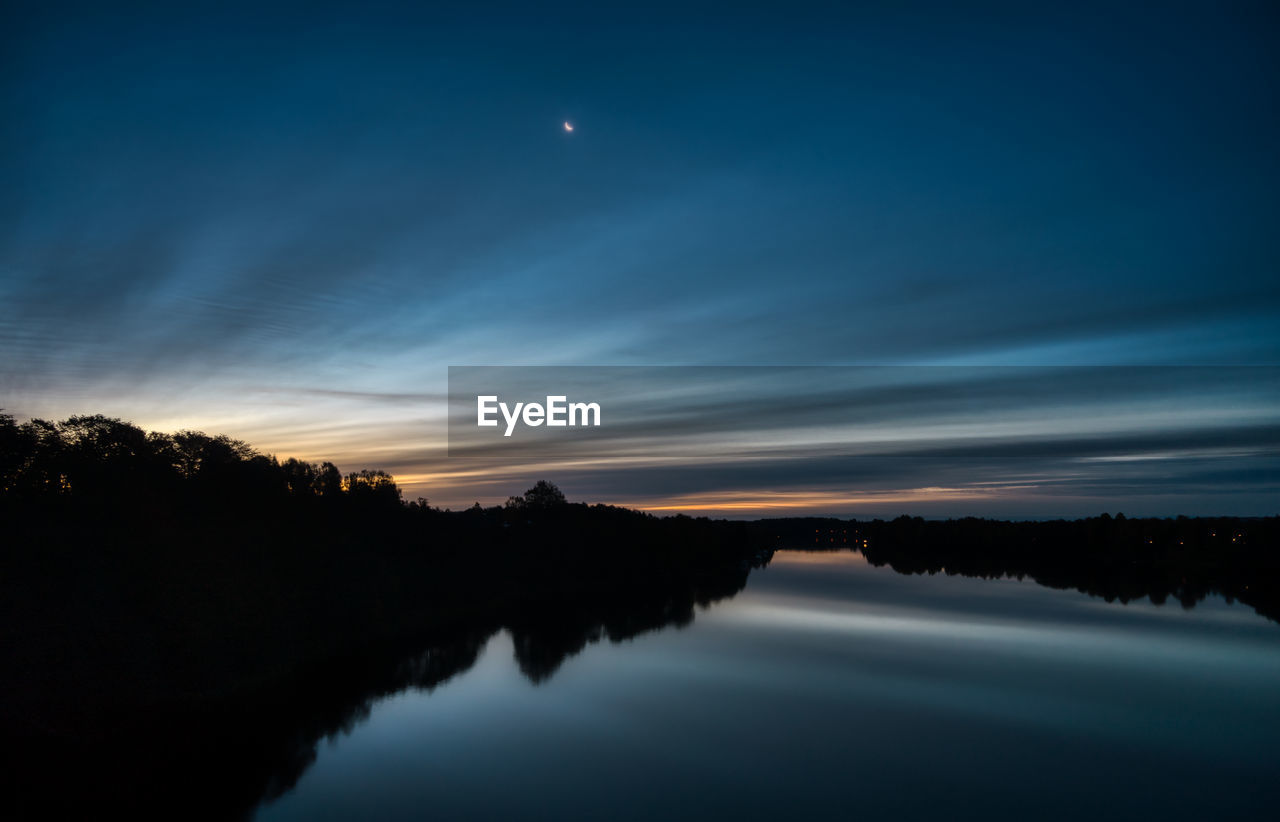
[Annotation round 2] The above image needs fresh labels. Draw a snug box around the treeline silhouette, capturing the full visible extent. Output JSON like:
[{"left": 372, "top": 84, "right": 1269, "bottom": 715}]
[
  {"left": 1, "top": 412, "right": 403, "bottom": 513},
  {"left": 766, "top": 514, "right": 1280, "bottom": 623},
  {"left": 0, "top": 413, "right": 769, "bottom": 818}
]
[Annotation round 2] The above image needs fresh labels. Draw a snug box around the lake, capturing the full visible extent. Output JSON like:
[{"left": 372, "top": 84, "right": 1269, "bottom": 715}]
[{"left": 253, "top": 549, "right": 1280, "bottom": 820}]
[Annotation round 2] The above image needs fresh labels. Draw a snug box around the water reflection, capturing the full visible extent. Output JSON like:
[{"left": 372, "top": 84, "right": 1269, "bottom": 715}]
[
  {"left": 75, "top": 553, "right": 760, "bottom": 820},
  {"left": 253, "top": 550, "right": 1280, "bottom": 821}
]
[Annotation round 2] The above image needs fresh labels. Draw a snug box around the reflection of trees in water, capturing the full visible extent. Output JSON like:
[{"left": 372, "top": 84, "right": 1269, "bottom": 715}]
[
  {"left": 767, "top": 515, "right": 1280, "bottom": 624},
  {"left": 252, "top": 562, "right": 755, "bottom": 815},
  {"left": 5, "top": 557, "right": 762, "bottom": 821},
  {"left": 222, "top": 518, "right": 1277, "bottom": 817},
  {"left": 257, "top": 628, "right": 498, "bottom": 806},
  {"left": 863, "top": 546, "right": 1267, "bottom": 616},
  {"left": 508, "top": 569, "right": 752, "bottom": 683}
]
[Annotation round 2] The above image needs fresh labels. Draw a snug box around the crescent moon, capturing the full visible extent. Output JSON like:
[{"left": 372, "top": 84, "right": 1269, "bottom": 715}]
[{"left": 564, "top": 122, "right": 574, "bottom": 132}]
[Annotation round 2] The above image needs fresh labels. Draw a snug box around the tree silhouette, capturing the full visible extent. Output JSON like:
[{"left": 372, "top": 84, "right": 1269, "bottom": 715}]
[
  {"left": 344, "top": 469, "right": 402, "bottom": 506},
  {"left": 521, "top": 480, "right": 567, "bottom": 509}
]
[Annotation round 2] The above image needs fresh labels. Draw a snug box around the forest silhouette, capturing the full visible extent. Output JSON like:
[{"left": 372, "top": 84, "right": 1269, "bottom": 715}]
[{"left": 2, "top": 412, "right": 1277, "bottom": 817}]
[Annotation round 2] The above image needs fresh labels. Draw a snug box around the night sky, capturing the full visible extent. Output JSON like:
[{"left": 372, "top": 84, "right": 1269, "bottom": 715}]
[{"left": 3, "top": 1, "right": 1278, "bottom": 515}]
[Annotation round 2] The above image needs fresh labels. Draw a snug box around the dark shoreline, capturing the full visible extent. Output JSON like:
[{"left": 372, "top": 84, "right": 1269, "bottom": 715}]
[
  {"left": 1, "top": 500, "right": 771, "bottom": 818},
  {"left": 6, "top": 508, "right": 1278, "bottom": 818}
]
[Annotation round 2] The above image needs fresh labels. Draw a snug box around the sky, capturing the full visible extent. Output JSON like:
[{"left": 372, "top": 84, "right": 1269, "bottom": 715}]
[{"left": 3, "top": 1, "right": 1278, "bottom": 516}]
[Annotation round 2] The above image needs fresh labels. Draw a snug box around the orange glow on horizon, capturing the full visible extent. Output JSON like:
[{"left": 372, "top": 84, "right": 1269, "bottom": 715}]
[{"left": 603, "top": 485, "right": 1017, "bottom": 515}]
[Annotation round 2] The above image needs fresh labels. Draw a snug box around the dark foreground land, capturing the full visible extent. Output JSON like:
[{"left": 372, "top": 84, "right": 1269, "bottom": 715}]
[{"left": 2, "top": 414, "right": 1277, "bottom": 818}]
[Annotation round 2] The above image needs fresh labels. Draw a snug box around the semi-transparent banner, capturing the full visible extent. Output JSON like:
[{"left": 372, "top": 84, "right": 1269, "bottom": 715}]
[{"left": 447, "top": 365, "right": 1280, "bottom": 464}]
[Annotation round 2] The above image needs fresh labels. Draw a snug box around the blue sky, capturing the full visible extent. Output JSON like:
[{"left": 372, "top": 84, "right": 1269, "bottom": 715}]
[{"left": 3, "top": 1, "right": 1278, "bottom": 514}]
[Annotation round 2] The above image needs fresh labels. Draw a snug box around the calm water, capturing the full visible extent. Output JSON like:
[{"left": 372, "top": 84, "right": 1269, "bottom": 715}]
[{"left": 253, "top": 551, "right": 1280, "bottom": 820}]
